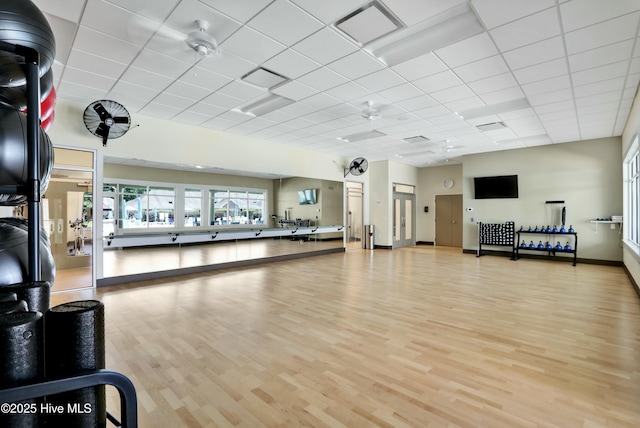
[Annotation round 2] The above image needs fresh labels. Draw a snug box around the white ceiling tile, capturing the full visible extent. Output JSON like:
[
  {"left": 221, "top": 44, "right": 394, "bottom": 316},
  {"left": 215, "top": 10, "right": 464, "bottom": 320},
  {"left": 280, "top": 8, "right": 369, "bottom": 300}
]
[
  {"left": 572, "top": 62, "right": 629, "bottom": 87},
  {"left": 378, "top": 83, "right": 423, "bottom": 102},
  {"left": 138, "top": 102, "right": 184, "bottom": 119},
  {"left": 172, "top": 110, "right": 210, "bottom": 126},
  {"left": 521, "top": 75, "right": 571, "bottom": 97},
  {"left": 573, "top": 78, "right": 625, "bottom": 98},
  {"left": 130, "top": 49, "right": 192, "bottom": 79},
  {"left": 152, "top": 92, "right": 196, "bottom": 109},
  {"left": 278, "top": 102, "right": 318, "bottom": 117},
  {"left": 527, "top": 88, "right": 574, "bottom": 106},
  {"left": 271, "top": 80, "right": 318, "bottom": 101},
  {"left": 560, "top": 0, "right": 640, "bottom": 32},
  {"left": 434, "top": 33, "right": 499, "bottom": 68},
  {"left": 467, "top": 73, "right": 518, "bottom": 94},
  {"left": 57, "top": 81, "right": 109, "bottom": 102},
  {"left": 178, "top": 67, "right": 233, "bottom": 92},
  {"left": 80, "top": 1, "right": 156, "bottom": 46},
  {"left": 72, "top": 27, "right": 141, "bottom": 65},
  {"left": 248, "top": 0, "right": 323, "bottom": 46},
  {"left": 297, "top": 67, "right": 349, "bottom": 92},
  {"left": 220, "top": 26, "right": 286, "bottom": 64},
  {"left": 390, "top": 52, "right": 448, "bottom": 81},
  {"left": 490, "top": 8, "right": 561, "bottom": 52},
  {"left": 185, "top": 102, "right": 227, "bottom": 117},
  {"left": 197, "top": 0, "right": 273, "bottom": 23},
  {"left": 513, "top": 58, "right": 568, "bottom": 85},
  {"left": 502, "top": 36, "right": 565, "bottom": 70},
  {"left": 444, "top": 97, "right": 485, "bottom": 113},
  {"left": 627, "top": 57, "right": 640, "bottom": 74},
  {"left": 292, "top": 27, "right": 359, "bottom": 64},
  {"left": 453, "top": 55, "right": 509, "bottom": 82},
  {"left": 218, "top": 80, "right": 266, "bottom": 101},
  {"left": 564, "top": 13, "right": 640, "bottom": 55},
  {"left": 568, "top": 39, "right": 634, "bottom": 72},
  {"left": 41, "top": 14, "right": 76, "bottom": 65},
  {"left": 198, "top": 52, "right": 257, "bottom": 80},
  {"left": 33, "top": 0, "right": 86, "bottom": 23},
  {"left": 327, "top": 51, "right": 385, "bottom": 80},
  {"left": 478, "top": 87, "right": 526, "bottom": 105},
  {"left": 262, "top": 50, "right": 321, "bottom": 79},
  {"left": 200, "top": 92, "right": 244, "bottom": 109},
  {"left": 429, "top": 85, "right": 476, "bottom": 104},
  {"left": 413, "top": 70, "right": 462, "bottom": 93},
  {"left": 299, "top": 93, "right": 343, "bottom": 111},
  {"left": 396, "top": 95, "right": 438, "bottom": 111},
  {"left": 105, "top": 0, "right": 180, "bottom": 22},
  {"left": 533, "top": 100, "right": 574, "bottom": 115},
  {"left": 383, "top": 0, "right": 466, "bottom": 26},
  {"left": 290, "top": 0, "right": 364, "bottom": 24},
  {"left": 163, "top": 80, "right": 211, "bottom": 101},
  {"left": 217, "top": 110, "right": 254, "bottom": 123},
  {"left": 66, "top": 49, "right": 128, "bottom": 80},
  {"left": 356, "top": 69, "right": 406, "bottom": 92},
  {"left": 471, "top": 0, "right": 556, "bottom": 29},
  {"left": 498, "top": 107, "right": 536, "bottom": 120},
  {"left": 324, "top": 82, "right": 373, "bottom": 101},
  {"left": 61, "top": 67, "right": 116, "bottom": 91}
]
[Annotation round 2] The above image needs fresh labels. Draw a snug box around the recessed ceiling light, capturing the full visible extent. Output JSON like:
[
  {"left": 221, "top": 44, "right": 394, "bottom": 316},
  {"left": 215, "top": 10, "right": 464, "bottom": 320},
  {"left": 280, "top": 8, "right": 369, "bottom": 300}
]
[
  {"left": 339, "top": 130, "right": 386, "bottom": 143},
  {"left": 240, "top": 94, "right": 295, "bottom": 116},
  {"left": 335, "top": 1, "right": 404, "bottom": 45},
  {"left": 368, "top": 3, "right": 484, "bottom": 66},
  {"left": 403, "top": 135, "right": 430, "bottom": 144},
  {"left": 476, "top": 121, "right": 507, "bottom": 132}
]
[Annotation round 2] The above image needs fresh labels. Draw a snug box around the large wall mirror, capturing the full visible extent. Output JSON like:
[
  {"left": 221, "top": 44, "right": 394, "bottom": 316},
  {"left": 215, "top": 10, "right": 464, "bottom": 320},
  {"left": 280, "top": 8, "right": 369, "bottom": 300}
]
[{"left": 99, "top": 159, "right": 345, "bottom": 284}]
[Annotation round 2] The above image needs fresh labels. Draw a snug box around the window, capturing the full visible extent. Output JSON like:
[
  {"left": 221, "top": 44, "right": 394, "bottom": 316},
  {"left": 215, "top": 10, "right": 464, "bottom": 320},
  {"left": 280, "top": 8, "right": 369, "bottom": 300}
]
[
  {"left": 117, "top": 184, "right": 175, "bottom": 229},
  {"left": 625, "top": 135, "right": 640, "bottom": 248},
  {"left": 209, "top": 189, "right": 266, "bottom": 226},
  {"left": 184, "top": 188, "right": 202, "bottom": 227}
]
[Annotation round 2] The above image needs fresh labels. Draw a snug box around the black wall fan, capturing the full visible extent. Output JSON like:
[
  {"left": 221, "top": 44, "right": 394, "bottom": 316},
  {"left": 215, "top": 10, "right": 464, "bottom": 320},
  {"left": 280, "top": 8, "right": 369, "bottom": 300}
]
[
  {"left": 83, "top": 100, "right": 131, "bottom": 146},
  {"left": 344, "top": 157, "right": 368, "bottom": 177}
]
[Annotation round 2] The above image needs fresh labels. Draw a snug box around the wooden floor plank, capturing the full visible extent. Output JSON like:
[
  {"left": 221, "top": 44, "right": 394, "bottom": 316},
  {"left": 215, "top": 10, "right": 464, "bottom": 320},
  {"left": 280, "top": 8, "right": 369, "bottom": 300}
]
[{"left": 50, "top": 247, "right": 640, "bottom": 427}]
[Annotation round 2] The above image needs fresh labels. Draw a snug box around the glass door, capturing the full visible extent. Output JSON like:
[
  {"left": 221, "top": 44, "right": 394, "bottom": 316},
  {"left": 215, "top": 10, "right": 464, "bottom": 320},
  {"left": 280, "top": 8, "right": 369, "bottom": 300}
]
[
  {"left": 346, "top": 182, "right": 364, "bottom": 250},
  {"left": 393, "top": 185, "right": 415, "bottom": 248}
]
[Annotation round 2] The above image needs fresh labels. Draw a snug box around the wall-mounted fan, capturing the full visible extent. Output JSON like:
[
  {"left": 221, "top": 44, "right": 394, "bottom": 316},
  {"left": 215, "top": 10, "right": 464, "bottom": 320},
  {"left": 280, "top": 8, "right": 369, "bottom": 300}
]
[
  {"left": 344, "top": 157, "right": 368, "bottom": 177},
  {"left": 83, "top": 100, "right": 131, "bottom": 146}
]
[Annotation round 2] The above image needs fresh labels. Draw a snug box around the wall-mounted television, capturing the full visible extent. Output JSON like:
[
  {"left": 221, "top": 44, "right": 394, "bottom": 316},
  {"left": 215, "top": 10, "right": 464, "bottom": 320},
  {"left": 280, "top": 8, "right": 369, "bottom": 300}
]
[
  {"left": 298, "top": 189, "right": 317, "bottom": 205},
  {"left": 474, "top": 175, "right": 518, "bottom": 199}
]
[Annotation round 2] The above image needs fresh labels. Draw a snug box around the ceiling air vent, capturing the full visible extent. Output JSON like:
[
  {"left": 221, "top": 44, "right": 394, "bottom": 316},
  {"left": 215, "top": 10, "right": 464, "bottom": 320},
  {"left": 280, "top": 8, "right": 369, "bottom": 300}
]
[
  {"left": 403, "top": 135, "right": 430, "bottom": 144},
  {"left": 476, "top": 121, "right": 507, "bottom": 132}
]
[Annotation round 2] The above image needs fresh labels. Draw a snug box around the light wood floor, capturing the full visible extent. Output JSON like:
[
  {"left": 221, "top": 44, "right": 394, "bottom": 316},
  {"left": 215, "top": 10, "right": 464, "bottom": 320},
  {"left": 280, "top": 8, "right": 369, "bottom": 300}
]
[{"left": 51, "top": 247, "right": 640, "bottom": 427}]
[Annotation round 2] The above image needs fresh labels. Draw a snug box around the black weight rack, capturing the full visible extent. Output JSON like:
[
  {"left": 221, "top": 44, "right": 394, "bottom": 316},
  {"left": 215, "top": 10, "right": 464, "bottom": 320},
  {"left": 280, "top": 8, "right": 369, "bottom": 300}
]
[
  {"left": 0, "top": 41, "right": 138, "bottom": 427},
  {"left": 477, "top": 221, "right": 516, "bottom": 258}
]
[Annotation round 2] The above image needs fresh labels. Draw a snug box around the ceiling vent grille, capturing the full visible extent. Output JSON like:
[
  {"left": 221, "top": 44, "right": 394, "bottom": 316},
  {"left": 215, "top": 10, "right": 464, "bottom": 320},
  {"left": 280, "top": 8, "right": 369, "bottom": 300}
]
[
  {"left": 403, "top": 135, "right": 430, "bottom": 144},
  {"left": 476, "top": 121, "right": 507, "bottom": 132}
]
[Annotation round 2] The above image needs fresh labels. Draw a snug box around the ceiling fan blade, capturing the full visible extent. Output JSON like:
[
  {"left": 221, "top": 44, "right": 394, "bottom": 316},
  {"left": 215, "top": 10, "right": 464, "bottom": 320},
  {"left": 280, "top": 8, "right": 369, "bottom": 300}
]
[
  {"left": 95, "top": 122, "right": 110, "bottom": 138},
  {"left": 112, "top": 116, "right": 130, "bottom": 124},
  {"left": 93, "top": 102, "right": 110, "bottom": 121}
]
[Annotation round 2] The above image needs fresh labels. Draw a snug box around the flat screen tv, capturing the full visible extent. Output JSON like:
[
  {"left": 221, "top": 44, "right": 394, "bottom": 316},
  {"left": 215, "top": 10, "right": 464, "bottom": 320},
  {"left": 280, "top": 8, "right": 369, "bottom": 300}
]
[
  {"left": 298, "top": 189, "right": 317, "bottom": 205},
  {"left": 474, "top": 175, "right": 518, "bottom": 199}
]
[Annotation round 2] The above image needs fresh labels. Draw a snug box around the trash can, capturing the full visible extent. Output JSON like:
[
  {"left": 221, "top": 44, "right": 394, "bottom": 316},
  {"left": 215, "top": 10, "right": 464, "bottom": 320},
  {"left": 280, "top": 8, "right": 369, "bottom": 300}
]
[{"left": 363, "top": 224, "right": 374, "bottom": 249}]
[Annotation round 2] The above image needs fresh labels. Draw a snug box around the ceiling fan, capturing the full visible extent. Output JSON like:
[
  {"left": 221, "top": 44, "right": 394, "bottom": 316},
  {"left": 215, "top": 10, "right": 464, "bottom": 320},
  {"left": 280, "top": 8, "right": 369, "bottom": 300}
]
[
  {"left": 441, "top": 140, "right": 464, "bottom": 153},
  {"left": 83, "top": 100, "right": 131, "bottom": 146},
  {"left": 186, "top": 20, "right": 219, "bottom": 57},
  {"left": 361, "top": 101, "right": 384, "bottom": 121},
  {"left": 344, "top": 157, "right": 369, "bottom": 177}
]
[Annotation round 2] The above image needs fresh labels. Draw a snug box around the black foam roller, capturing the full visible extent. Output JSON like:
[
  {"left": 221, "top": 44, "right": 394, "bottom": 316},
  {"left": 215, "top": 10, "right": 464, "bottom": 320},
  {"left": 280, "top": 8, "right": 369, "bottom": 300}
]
[
  {"left": 45, "top": 300, "right": 106, "bottom": 428},
  {"left": 0, "top": 291, "right": 17, "bottom": 302},
  {"left": 6, "top": 281, "right": 50, "bottom": 314},
  {"left": 0, "top": 299, "right": 27, "bottom": 314},
  {"left": 0, "top": 311, "right": 44, "bottom": 428}
]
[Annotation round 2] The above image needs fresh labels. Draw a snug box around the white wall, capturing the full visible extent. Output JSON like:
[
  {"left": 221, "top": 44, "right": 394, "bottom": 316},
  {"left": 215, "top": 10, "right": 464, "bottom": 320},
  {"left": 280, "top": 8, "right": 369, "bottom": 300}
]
[
  {"left": 622, "top": 87, "right": 640, "bottom": 283},
  {"left": 417, "top": 164, "right": 463, "bottom": 243},
  {"left": 463, "top": 137, "right": 622, "bottom": 261}
]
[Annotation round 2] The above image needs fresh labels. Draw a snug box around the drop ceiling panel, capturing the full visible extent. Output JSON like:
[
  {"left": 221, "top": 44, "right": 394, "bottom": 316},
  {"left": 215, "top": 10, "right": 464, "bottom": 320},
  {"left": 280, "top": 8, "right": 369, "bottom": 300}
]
[
  {"left": 198, "top": 53, "right": 257, "bottom": 80},
  {"left": 327, "top": 51, "right": 386, "bottom": 80},
  {"left": 323, "top": 82, "right": 373, "bottom": 102},
  {"left": 220, "top": 26, "right": 286, "bottom": 64},
  {"left": 197, "top": 0, "right": 274, "bottom": 23},
  {"left": 248, "top": 0, "right": 323, "bottom": 46},
  {"left": 527, "top": 88, "right": 574, "bottom": 107},
  {"left": 479, "top": 87, "right": 526, "bottom": 105},
  {"left": 177, "top": 67, "right": 233, "bottom": 92},
  {"left": 489, "top": 8, "right": 561, "bottom": 52},
  {"left": 184, "top": 102, "right": 226, "bottom": 117},
  {"left": 390, "top": 53, "right": 448, "bottom": 82},
  {"left": 434, "top": 33, "right": 498, "bottom": 68},
  {"left": 262, "top": 50, "right": 321, "bottom": 79},
  {"left": 355, "top": 69, "right": 406, "bottom": 92},
  {"left": 568, "top": 40, "right": 634, "bottom": 73},
  {"left": 470, "top": 0, "right": 556, "bottom": 29},
  {"left": 153, "top": 92, "right": 197, "bottom": 109},
  {"left": 292, "top": 27, "right": 359, "bottom": 64},
  {"left": 130, "top": 49, "right": 193, "bottom": 79},
  {"left": 413, "top": 70, "right": 462, "bottom": 93},
  {"left": 109, "top": 80, "right": 162, "bottom": 102},
  {"left": 72, "top": 27, "right": 142, "bottom": 65},
  {"left": 560, "top": 0, "right": 640, "bottom": 32},
  {"left": 163, "top": 81, "right": 211, "bottom": 101},
  {"left": 512, "top": 58, "right": 568, "bottom": 85},
  {"left": 139, "top": 102, "right": 184, "bottom": 119},
  {"left": 378, "top": 83, "right": 424, "bottom": 102},
  {"left": 573, "top": 78, "right": 625, "bottom": 98},
  {"left": 62, "top": 67, "right": 116, "bottom": 91},
  {"left": 467, "top": 73, "right": 518, "bottom": 94},
  {"left": 66, "top": 49, "right": 129, "bottom": 80},
  {"left": 271, "top": 80, "right": 318, "bottom": 101},
  {"left": 80, "top": 1, "right": 156, "bottom": 46},
  {"left": 453, "top": 55, "right": 509, "bottom": 82},
  {"left": 172, "top": 110, "right": 211, "bottom": 126},
  {"left": 572, "top": 62, "right": 629, "bottom": 86},
  {"left": 201, "top": 92, "right": 244, "bottom": 109},
  {"left": 521, "top": 75, "right": 572, "bottom": 98},
  {"left": 290, "top": 0, "right": 365, "bottom": 24},
  {"left": 564, "top": 13, "right": 640, "bottom": 55},
  {"left": 32, "top": 0, "right": 87, "bottom": 23},
  {"left": 429, "top": 85, "right": 476, "bottom": 104},
  {"left": 298, "top": 67, "right": 349, "bottom": 92},
  {"left": 502, "top": 36, "right": 566, "bottom": 71}
]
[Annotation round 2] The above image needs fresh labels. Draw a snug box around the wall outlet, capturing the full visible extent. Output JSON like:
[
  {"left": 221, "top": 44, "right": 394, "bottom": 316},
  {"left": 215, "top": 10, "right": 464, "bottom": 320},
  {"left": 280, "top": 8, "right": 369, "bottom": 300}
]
[{"left": 611, "top": 223, "right": 616, "bottom": 229}]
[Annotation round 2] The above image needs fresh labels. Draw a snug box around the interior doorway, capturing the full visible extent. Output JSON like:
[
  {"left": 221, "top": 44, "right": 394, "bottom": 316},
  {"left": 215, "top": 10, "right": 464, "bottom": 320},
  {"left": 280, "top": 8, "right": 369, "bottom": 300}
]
[
  {"left": 435, "top": 194, "right": 463, "bottom": 247},
  {"left": 393, "top": 184, "right": 415, "bottom": 248},
  {"left": 346, "top": 182, "right": 364, "bottom": 250}
]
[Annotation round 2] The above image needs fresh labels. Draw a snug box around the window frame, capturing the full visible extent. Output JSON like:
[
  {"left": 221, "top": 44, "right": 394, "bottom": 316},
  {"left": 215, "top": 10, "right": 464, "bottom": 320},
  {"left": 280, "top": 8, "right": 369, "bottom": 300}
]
[{"left": 623, "top": 134, "right": 640, "bottom": 256}]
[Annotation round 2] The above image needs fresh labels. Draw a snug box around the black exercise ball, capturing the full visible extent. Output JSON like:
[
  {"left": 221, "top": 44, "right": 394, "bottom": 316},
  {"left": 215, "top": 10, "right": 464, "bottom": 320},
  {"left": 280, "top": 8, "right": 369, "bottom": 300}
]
[
  {"left": 0, "top": 105, "right": 54, "bottom": 205},
  {"left": 0, "top": 220, "right": 55, "bottom": 286},
  {"left": 0, "top": 67, "right": 54, "bottom": 111},
  {"left": 0, "top": 0, "right": 56, "bottom": 86}
]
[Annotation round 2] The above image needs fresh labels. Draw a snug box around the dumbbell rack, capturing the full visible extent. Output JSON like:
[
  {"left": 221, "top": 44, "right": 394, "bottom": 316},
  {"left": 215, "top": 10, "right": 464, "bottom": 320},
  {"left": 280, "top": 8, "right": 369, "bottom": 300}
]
[{"left": 0, "top": 41, "right": 138, "bottom": 427}]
